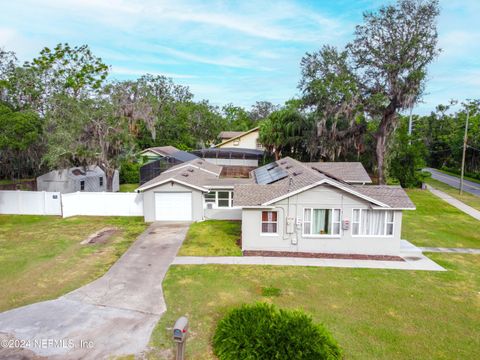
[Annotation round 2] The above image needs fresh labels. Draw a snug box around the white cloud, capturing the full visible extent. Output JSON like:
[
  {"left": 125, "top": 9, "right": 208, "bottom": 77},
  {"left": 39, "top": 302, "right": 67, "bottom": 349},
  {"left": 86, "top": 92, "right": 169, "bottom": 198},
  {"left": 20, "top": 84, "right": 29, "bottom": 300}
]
[{"left": 111, "top": 66, "right": 197, "bottom": 79}]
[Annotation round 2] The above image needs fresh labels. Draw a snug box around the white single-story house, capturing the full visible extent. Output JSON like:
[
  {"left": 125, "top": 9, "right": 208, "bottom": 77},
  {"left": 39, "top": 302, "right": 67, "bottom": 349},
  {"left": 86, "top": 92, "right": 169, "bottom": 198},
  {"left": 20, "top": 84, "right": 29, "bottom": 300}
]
[
  {"left": 234, "top": 158, "right": 415, "bottom": 256},
  {"left": 136, "top": 156, "right": 415, "bottom": 257},
  {"left": 215, "top": 127, "right": 262, "bottom": 150},
  {"left": 37, "top": 166, "right": 119, "bottom": 193}
]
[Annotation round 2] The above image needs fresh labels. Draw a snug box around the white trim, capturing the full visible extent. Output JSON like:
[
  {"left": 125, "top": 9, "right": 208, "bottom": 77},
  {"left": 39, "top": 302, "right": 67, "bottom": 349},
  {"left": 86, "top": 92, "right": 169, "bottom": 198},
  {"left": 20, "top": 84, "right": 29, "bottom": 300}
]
[
  {"left": 351, "top": 208, "right": 395, "bottom": 237},
  {"left": 205, "top": 185, "right": 235, "bottom": 189},
  {"left": 371, "top": 207, "right": 416, "bottom": 210},
  {"left": 263, "top": 179, "right": 389, "bottom": 208},
  {"left": 238, "top": 206, "right": 275, "bottom": 209},
  {"left": 163, "top": 163, "right": 220, "bottom": 177},
  {"left": 136, "top": 178, "right": 208, "bottom": 192}
]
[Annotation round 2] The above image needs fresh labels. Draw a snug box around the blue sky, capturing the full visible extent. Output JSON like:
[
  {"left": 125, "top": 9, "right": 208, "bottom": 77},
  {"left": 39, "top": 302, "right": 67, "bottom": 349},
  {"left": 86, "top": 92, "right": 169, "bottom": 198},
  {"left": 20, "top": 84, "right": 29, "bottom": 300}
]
[{"left": 0, "top": 0, "right": 478, "bottom": 114}]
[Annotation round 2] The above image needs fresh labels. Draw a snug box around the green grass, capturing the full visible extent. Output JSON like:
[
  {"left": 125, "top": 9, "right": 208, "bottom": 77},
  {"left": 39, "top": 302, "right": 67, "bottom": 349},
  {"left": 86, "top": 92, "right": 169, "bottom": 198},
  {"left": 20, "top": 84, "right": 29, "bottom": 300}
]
[
  {"left": 0, "top": 215, "right": 147, "bottom": 311},
  {"left": 0, "top": 178, "right": 34, "bottom": 185},
  {"left": 178, "top": 220, "right": 242, "bottom": 256},
  {"left": 148, "top": 253, "right": 479, "bottom": 360},
  {"left": 403, "top": 189, "right": 480, "bottom": 248},
  {"left": 425, "top": 178, "right": 480, "bottom": 211},
  {"left": 437, "top": 168, "right": 480, "bottom": 184},
  {"left": 119, "top": 183, "right": 138, "bottom": 192}
]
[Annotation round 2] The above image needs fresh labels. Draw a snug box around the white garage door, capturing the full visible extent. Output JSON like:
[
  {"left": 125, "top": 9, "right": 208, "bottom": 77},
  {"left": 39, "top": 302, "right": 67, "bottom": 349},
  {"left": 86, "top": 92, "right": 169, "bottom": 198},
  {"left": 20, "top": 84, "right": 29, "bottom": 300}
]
[{"left": 155, "top": 192, "right": 192, "bottom": 221}]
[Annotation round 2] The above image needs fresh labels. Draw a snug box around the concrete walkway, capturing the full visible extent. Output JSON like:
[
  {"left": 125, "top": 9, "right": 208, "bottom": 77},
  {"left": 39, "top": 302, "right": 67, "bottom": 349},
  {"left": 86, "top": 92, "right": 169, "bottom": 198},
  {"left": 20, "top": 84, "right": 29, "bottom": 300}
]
[
  {"left": 420, "top": 247, "right": 480, "bottom": 254},
  {"left": 426, "top": 184, "right": 480, "bottom": 221},
  {"left": 172, "top": 254, "right": 445, "bottom": 271},
  {"left": 0, "top": 222, "right": 189, "bottom": 360},
  {"left": 424, "top": 168, "right": 480, "bottom": 196}
]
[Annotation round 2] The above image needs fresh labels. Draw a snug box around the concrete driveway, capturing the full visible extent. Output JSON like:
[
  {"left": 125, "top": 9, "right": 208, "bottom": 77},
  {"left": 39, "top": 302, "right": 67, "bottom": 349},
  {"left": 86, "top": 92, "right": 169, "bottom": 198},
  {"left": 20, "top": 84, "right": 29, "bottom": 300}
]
[
  {"left": 0, "top": 222, "right": 190, "bottom": 360},
  {"left": 424, "top": 168, "right": 480, "bottom": 196}
]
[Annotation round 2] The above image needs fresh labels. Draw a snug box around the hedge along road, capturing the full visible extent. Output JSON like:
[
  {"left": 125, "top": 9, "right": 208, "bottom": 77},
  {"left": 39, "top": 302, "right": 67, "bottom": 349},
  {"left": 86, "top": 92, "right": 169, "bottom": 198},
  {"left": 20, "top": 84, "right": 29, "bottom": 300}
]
[
  {"left": 424, "top": 168, "right": 480, "bottom": 196},
  {"left": 0, "top": 222, "right": 189, "bottom": 360}
]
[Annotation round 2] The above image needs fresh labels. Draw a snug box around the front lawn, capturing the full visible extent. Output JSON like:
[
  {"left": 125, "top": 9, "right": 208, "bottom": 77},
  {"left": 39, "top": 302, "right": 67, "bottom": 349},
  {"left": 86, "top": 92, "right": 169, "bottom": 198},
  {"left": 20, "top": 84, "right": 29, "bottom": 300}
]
[
  {"left": 425, "top": 178, "right": 480, "bottom": 211},
  {"left": 403, "top": 189, "right": 480, "bottom": 248},
  {"left": 0, "top": 215, "right": 147, "bottom": 311},
  {"left": 149, "top": 253, "right": 479, "bottom": 359},
  {"left": 178, "top": 220, "right": 242, "bottom": 256}
]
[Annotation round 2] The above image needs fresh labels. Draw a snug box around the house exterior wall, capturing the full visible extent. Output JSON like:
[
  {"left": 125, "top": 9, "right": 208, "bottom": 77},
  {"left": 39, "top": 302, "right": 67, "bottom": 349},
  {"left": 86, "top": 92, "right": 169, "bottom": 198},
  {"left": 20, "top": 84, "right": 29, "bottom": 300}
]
[
  {"left": 218, "top": 130, "right": 259, "bottom": 150},
  {"left": 241, "top": 185, "right": 403, "bottom": 256},
  {"left": 142, "top": 182, "right": 204, "bottom": 222},
  {"left": 204, "top": 208, "right": 242, "bottom": 220},
  {"left": 204, "top": 158, "right": 258, "bottom": 167}
]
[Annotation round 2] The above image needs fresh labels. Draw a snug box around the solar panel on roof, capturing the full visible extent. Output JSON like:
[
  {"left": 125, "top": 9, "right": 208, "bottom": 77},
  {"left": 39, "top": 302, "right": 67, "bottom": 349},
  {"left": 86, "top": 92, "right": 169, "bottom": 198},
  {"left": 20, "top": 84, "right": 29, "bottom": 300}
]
[{"left": 253, "top": 163, "right": 288, "bottom": 184}]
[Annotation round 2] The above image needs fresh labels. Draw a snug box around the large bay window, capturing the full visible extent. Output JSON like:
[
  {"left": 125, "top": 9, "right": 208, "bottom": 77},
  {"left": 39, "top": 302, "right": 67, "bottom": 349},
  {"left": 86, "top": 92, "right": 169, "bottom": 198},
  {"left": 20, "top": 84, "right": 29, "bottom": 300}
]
[
  {"left": 261, "top": 211, "right": 278, "bottom": 234},
  {"left": 352, "top": 209, "right": 394, "bottom": 236},
  {"left": 204, "top": 191, "right": 233, "bottom": 208},
  {"left": 303, "top": 208, "right": 341, "bottom": 236}
]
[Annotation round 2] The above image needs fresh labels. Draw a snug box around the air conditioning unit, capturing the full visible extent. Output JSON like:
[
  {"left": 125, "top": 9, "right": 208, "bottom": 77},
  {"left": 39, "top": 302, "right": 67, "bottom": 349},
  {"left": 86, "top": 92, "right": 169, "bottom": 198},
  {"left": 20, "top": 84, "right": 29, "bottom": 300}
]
[{"left": 206, "top": 203, "right": 213, "bottom": 209}]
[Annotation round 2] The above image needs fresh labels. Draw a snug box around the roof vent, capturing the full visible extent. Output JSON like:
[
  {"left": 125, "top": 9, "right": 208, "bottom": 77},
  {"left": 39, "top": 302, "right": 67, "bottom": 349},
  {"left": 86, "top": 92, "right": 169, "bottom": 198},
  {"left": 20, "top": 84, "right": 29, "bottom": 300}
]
[
  {"left": 279, "top": 160, "right": 287, "bottom": 165},
  {"left": 187, "top": 168, "right": 194, "bottom": 172},
  {"left": 197, "top": 161, "right": 203, "bottom": 165},
  {"left": 293, "top": 171, "right": 303, "bottom": 176},
  {"left": 181, "top": 173, "right": 189, "bottom": 177},
  {"left": 286, "top": 165, "right": 293, "bottom": 169}
]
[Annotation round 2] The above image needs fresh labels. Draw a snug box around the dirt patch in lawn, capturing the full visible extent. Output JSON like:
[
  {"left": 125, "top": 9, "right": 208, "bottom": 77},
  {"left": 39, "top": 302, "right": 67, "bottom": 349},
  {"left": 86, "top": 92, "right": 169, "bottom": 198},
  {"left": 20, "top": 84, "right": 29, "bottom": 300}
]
[{"left": 81, "top": 227, "right": 118, "bottom": 245}]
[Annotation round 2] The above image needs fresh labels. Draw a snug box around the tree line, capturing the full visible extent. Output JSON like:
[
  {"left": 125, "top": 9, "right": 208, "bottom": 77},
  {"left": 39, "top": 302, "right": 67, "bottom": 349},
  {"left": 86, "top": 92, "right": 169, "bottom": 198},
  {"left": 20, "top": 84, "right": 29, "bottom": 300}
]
[{"left": 1, "top": 0, "right": 477, "bottom": 189}]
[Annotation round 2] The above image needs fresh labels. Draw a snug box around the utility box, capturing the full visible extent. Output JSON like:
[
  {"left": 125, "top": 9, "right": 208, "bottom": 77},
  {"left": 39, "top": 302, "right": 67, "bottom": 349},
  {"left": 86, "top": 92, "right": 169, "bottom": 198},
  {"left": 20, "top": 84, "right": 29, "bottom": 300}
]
[
  {"left": 342, "top": 219, "right": 350, "bottom": 231},
  {"left": 286, "top": 217, "right": 295, "bottom": 234}
]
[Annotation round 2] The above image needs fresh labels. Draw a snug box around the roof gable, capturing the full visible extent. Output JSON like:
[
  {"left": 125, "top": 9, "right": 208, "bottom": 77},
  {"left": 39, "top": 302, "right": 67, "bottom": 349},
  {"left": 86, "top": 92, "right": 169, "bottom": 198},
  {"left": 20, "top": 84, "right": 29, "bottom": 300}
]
[{"left": 214, "top": 127, "right": 259, "bottom": 148}]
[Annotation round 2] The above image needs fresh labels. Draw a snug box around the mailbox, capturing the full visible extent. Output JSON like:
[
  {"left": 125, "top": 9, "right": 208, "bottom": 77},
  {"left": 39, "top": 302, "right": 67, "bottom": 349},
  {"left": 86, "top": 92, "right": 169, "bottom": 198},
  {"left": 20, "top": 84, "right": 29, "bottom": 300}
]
[{"left": 173, "top": 316, "right": 189, "bottom": 343}]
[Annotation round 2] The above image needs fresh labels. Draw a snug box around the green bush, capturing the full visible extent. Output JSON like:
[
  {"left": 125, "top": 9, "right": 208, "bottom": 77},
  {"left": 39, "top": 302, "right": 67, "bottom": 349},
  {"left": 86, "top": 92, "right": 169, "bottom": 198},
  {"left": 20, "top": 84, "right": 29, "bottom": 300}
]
[
  {"left": 213, "top": 303, "right": 341, "bottom": 360},
  {"left": 119, "top": 162, "right": 140, "bottom": 184}
]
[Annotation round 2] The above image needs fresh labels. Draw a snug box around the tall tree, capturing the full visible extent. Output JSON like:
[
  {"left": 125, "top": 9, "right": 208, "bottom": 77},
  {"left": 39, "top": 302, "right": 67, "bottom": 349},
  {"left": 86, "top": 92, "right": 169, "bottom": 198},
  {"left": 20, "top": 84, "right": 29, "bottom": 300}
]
[
  {"left": 44, "top": 95, "right": 134, "bottom": 191},
  {"left": 299, "top": 45, "right": 366, "bottom": 161},
  {"left": 348, "top": 0, "right": 440, "bottom": 183}
]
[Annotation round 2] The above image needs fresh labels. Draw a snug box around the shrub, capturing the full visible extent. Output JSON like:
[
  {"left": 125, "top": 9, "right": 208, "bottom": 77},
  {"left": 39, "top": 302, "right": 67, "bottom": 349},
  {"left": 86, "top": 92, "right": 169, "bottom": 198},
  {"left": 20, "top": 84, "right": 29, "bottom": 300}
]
[
  {"left": 119, "top": 161, "right": 140, "bottom": 184},
  {"left": 213, "top": 303, "right": 341, "bottom": 360}
]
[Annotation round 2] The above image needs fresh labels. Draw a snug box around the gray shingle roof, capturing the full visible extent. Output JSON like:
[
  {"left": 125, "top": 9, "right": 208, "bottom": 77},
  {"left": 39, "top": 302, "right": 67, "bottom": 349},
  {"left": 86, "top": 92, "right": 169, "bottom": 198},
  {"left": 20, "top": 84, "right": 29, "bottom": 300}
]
[
  {"left": 163, "top": 159, "right": 222, "bottom": 176},
  {"left": 143, "top": 146, "right": 179, "bottom": 156},
  {"left": 352, "top": 185, "right": 415, "bottom": 209},
  {"left": 234, "top": 157, "right": 414, "bottom": 209},
  {"left": 218, "top": 131, "right": 245, "bottom": 139},
  {"left": 306, "top": 162, "right": 372, "bottom": 183}
]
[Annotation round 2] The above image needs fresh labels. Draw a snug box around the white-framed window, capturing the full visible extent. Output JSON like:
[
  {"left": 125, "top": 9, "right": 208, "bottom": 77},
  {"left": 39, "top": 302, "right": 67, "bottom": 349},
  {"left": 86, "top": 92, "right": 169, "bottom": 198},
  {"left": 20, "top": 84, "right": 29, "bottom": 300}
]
[
  {"left": 352, "top": 209, "right": 395, "bottom": 237},
  {"left": 80, "top": 180, "right": 85, "bottom": 191},
  {"left": 261, "top": 211, "right": 278, "bottom": 234},
  {"left": 99, "top": 177, "right": 103, "bottom": 186},
  {"left": 303, "top": 208, "right": 341, "bottom": 236},
  {"left": 204, "top": 191, "right": 233, "bottom": 208}
]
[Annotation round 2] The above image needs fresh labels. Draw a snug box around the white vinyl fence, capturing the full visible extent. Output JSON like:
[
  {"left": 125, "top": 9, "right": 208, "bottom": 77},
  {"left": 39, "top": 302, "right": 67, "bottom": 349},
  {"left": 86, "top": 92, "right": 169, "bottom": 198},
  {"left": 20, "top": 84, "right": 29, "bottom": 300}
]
[
  {"left": 0, "top": 190, "right": 62, "bottom": 215},
  {"left": 61, "top": 192, "right": 144, "bottom": 218}
]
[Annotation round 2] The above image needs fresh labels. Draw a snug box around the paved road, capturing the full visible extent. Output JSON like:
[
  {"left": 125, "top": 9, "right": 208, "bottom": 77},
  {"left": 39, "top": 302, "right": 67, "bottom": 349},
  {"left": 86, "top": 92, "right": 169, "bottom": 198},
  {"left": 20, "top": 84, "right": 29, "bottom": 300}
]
[
  {"left": 0, "top": 222, "right": 190, "bottom": 360},
  {"left": 424, "top": 168, "right": 480, "bottom": 196}
]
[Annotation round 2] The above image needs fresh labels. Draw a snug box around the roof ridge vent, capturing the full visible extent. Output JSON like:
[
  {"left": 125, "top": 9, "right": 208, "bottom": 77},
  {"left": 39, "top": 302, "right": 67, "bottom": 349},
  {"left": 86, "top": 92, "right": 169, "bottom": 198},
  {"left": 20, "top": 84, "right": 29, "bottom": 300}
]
[{"left": 181, "top": 173, "right": 189, "bottom": 177}]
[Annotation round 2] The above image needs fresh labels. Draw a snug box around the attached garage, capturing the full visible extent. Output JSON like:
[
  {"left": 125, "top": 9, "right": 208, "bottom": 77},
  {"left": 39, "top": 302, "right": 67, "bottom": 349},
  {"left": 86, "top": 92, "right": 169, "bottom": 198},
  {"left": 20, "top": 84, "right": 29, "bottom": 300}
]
[{"left": 154, "top": 192, "right": 192, "bottom": 221}]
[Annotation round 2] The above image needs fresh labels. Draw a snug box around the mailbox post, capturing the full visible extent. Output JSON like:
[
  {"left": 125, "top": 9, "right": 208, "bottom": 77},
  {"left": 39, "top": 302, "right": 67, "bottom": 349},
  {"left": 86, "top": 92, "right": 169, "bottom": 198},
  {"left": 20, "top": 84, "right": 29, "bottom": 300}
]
[{"left": 173, "top": 316, "right": 188, "bottom": 360}]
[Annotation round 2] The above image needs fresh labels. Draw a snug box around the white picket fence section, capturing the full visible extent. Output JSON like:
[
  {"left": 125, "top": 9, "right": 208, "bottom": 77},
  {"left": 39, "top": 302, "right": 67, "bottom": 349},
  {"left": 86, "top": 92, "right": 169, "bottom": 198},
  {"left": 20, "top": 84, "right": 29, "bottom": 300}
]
[
  {"left": 0, "top": 190, "right": 62, "bottom": 215},
  {"left": 61, "top": 192, "right": 144, "bottom": 218}
]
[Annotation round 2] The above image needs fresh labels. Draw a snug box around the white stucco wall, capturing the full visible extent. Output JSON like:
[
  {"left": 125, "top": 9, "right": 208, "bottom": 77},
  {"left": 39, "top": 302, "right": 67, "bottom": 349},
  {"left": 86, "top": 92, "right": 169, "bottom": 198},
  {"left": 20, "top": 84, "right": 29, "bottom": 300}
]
[
  {"left": 204, "top": 158, "right": 258, "bottom": 166},
  {"left": 218, "top": 130, "right": 259, "bottom": 150},
  {"left": 142, "top": 182, "right": 204, "bottom": 222},
  {"left": 241, "top": 184, "right": 404, "bottom": 256}
]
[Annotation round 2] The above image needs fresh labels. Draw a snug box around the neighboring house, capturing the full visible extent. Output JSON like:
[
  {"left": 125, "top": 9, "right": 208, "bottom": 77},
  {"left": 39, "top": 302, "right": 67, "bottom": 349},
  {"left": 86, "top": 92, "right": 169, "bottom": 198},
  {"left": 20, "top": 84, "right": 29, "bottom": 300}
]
[
  {"left": 138, "top": 146, "right": 180, "bottom": 163},
  {"left": 139, "top": 146, "right": 199, "bottom": 184},
  {"left": 136, "top": 159, "right": 252, "bottom": 221},
  {"left": 215, "top": 127, "right": 262, "bottom": 150},
  {"left": 234, "top": 157, "right": 415, "bottom": 256},
  {"left": 37, "top": 166, "right": 120, "bottom": 193},
  {"left": 191, "top": 147, "right": 264, "bottom": 167}
]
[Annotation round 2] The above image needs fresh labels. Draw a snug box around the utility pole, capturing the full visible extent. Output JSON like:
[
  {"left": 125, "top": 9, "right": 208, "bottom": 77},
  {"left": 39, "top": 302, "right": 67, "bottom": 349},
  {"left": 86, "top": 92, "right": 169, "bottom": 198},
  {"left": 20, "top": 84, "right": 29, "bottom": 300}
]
[
  {"left": 459, "top": 107, "right": 469, "bottom": 195},
  {"left": 408, "top": 103, "right": 413, "bottom": 145}
]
